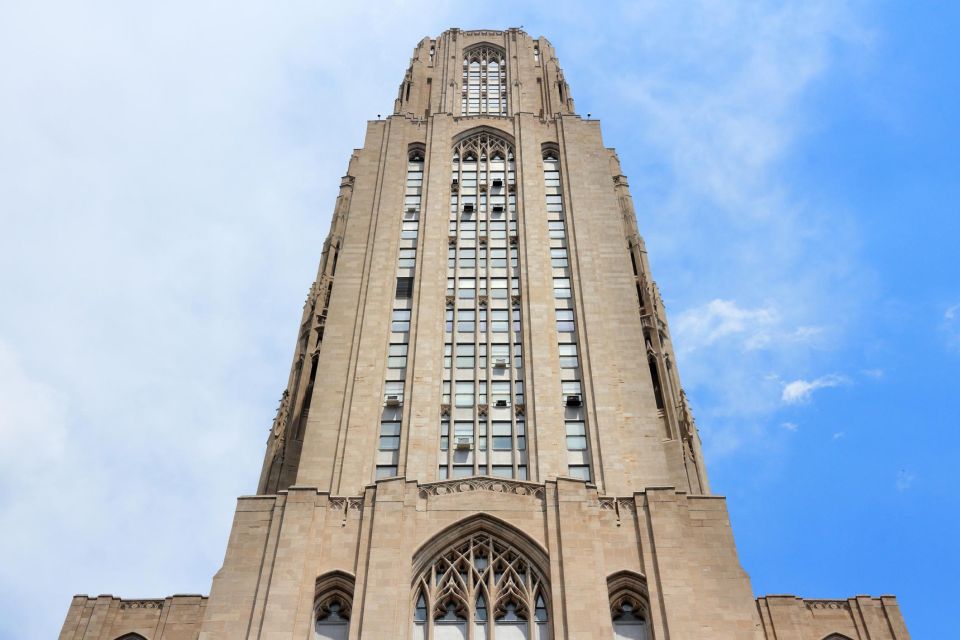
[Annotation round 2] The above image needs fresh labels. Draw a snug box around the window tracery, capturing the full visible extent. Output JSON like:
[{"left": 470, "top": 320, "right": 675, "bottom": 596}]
[
  {"left": 314, "top": 571, "right": 355, "bottom": 640},
  {"left": 462, "top": 45, "right": 507, "bottom": 116},
  {"left": 607, "top": 571, "right": 651, "bottom": 640},
  {"left": 413, "top": 531, "right": 550, "bottom": 639}
]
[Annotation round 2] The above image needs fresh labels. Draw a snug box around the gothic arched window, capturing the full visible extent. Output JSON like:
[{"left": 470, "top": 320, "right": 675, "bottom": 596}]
[
  {"left": 314, "top": 571, "right": 355, "bottom": 640},
  {"left": 608, "top": 571, "right": 651, "bottom": 640},
  {"left": 413, "top": 525, "right": 550, "bottom": 639},
  {"left": 443, "top": 130, "right": 526, "bottom": 480},
  {"left": 462, "top": 45, "right": 507, "bottom": 116}
]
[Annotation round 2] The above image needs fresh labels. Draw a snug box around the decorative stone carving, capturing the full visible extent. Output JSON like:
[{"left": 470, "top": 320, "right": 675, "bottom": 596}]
[
  {"left": 271, "top": 390, "right": 290, "bottom": 437},
  {"left": 328, "top": 497, "right": 364, "bottom": 512},
  {"left": 120, "top": 600, "right": 164, "bottom": 610},
  {"left": 419, "top": 477, "right": 545, "bottom": 500},
  {"left": 805, "top": 600, "right": 851, "bottom": 611}
]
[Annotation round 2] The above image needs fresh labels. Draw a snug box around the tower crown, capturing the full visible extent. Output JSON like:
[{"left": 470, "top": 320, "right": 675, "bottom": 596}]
[{"left": 394, "top": 28, "right": 575, "bottom": 121}]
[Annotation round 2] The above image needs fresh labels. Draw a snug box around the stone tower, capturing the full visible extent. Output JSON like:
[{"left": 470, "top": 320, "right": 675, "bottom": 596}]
[{"left": 61, "top": 28, "right": 910, "bottom": 640}]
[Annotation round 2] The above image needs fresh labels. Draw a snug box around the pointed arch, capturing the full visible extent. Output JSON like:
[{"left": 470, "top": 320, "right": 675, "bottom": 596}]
[
  {"left": 452, "top": 125, "right": 515, "bottom": 151},
  {"left": 822, "top": 635, "right": 855, "bottom": 640},
  {"left": 461, "top": 44, "right": 508, "bottom": 116},
  {"left": 412, "top": 513, "right": 549, "bottom": 577},
  {"left": 608, "top": 570, "right": 652, "bottom": 639},
  {"left": 464, "top": 42, "right": 506, "bottom": 63},
  {"left": 114, "top": 635, "right": 148, "bottom": 640},
  {"left": 412, "top": 513, "right": 551, "bottom": 639},
  {"left": 408, "top": 142, "right": 426, "bottom": 162},
  {"left": 314, "top": 571, "right": 355, "bottom": 640}
]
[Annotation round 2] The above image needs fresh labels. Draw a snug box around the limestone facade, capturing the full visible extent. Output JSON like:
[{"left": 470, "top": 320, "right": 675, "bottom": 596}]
[{"left": 61, "top": 28, "right": 910, "bottom": 640}]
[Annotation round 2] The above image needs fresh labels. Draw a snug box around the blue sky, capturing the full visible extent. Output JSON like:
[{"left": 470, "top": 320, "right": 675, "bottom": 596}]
[{"left": 0, "top": 2, "right": 956, "bottom": 638}]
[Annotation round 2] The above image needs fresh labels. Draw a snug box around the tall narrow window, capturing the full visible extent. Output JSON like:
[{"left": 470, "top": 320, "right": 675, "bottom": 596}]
[
  {"left": 461, "top": 45, "right": 508, "bottom": 116},
  {"left": 544, "top": 148, "right": 592, "bottom": 482},
  {"left": 608, "top": 571, "right": 651, "bottom": 640},
  {"left": 314, "top": 572, "right": 355, "bottom": 640},
  {"left": 443, "top": 131, "right": 525, "bottom": 479}
]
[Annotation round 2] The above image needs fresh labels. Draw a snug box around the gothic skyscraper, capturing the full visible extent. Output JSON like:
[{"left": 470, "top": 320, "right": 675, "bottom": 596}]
[{"left": 61, "top": 29, "right": 910, "bottom": 640}]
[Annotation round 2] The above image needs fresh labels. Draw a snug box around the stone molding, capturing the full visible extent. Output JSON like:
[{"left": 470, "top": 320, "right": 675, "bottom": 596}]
[
  {"left": 805, "top": 600, "right": 852, "bottom": 611},
  {"left": 418, "top": 476, "right": 546, "bottom": 500},
  {"left": 327, "top": 497, "right": 364, "bottom": 511},
  {"left": 119, "top": 600, "right": 164, "bottom": 610}
]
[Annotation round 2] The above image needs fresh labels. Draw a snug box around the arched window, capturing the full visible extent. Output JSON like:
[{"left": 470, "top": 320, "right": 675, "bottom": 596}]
[
  {"left": 822, "top": 635, "right": 855, "bottom": 640},
  {"left": 608, "top": 571, "right": 651, "bottom": 640},
  {"left": 442, "top": 130, "right": 526, "bottom": 481},
  {"left": 462, "top": 45, "right": 507, "bottom": 116},
  {"left": 413, "top": 518, "right": 550, "bottom": 639},
  {"left": 314, "top": 571, "right": 355, "bottom": 640},
  {"left": 115, "top": 634, "right": 148, "bottom": 640}
]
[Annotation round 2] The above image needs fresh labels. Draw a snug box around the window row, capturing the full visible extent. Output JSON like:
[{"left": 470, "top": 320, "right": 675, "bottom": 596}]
[
  {"left": 442, "top": 381, "right": 525, "bottom": 407},
  {"left": 315, "top": 532, "right": 652, "bottom": 640},
  {"left": 448, "top": 246, "right": 519, "bottom": 269},
  {"left": 440, "top": 420, "right": 525, "bottom": 452},
  {"left": 448, "top": 220, "right": 519, "bottom": 239},
  {"left": 446, "top": 309, "right": 522, "bottom": 333},
  {"left": 448, "top": 277, "right": 521, "bottom": 299},
  {"left": 446, "top": 343, "right": 523, "bottom": 370}
]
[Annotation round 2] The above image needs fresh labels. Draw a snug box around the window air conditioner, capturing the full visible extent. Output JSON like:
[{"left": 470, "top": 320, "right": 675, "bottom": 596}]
[
  {"left": 493, "top": 357, "right": 509, "bottom": 368},
  {"left": 406, "top": 206, "right": 418, "bottom": 214},
  {"left": 455, "top": 436, "right": 473, "bottom": 451},
  {"left": 495, "top": 399, "right": 510, "bottom": 408},
  {"left": 492, "top": 178, "right": 503, "bottom": 187},
  {"left": 565, "top": 394, "right": 582, "bottom": 407},
  {"left": 385, "top": 395, "right": 402, "bottom": 407},
  {"left": 479, "top": 181, "right": 488, "bottom": 191},
  {"left": 492, "top": 205, "right": 504, "bottom": 213},
  {"left": 463, "top": 203, "right": 475, "bottom": 213}
]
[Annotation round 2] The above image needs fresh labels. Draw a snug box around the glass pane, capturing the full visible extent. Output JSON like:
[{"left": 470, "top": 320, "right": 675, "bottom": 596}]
[
  {"left": 434, "top": 624, "right": 467, "bottom": 640},
  {"left": 613, "top": 621, "right": 649, "bottom": 640},
  {"left": 494, "top": 622, "right": 528, "bottom": 640},
  {"left": 315, "top": 622, "right": 349, "bottom": 640}
]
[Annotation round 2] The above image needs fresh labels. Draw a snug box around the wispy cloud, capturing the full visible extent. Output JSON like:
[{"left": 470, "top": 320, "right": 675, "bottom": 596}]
[
  {"left": 944, "top": 303, "right": 960, "bottom": 351},
  {"left": 0, "top": 2, "right": 464, "bottom": 638},
  {"left": 573, "top": 2, "right": 877, "bottom": 456},
  {"left": 896, "top": 469, "right": 916, "bottom": 492},
  {"left": 781, "top": 374, "right": 850, "bottom": 404}
]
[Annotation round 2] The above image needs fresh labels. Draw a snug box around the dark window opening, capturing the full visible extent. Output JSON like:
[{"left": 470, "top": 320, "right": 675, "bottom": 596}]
[{"left": 396, "top": 277, "right": 414, "bottom": 299}]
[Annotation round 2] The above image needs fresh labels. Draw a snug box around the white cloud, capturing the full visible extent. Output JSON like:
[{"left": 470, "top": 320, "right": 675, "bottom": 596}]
[
  {"left": 782, "top": 374, "right": 849, "bottom": 404},
  {"left": 781, "top": 421, "right": 799, "bottom": 431},
  {"left": 861, "top": 368, "right": 884, "bottom": 379},
  {"left": 557, "top": 1, "right": 876, "bottom": 459},
  {"left": 674, "top": 299, "right": 778, "bottom": 352},
  {"left": 945, "top": 303, "right": 960, "bottom": 351},
  {"left": 896, "top": 469, "right": 916, "bottom": 492},
  {"left": 0, "top": 2, "right": 468, "bottom": 638}
]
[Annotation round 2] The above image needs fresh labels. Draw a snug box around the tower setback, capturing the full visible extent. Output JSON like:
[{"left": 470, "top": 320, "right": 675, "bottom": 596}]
[{"left": 61, "top": 28, "right": 910, "bottom": 640}]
